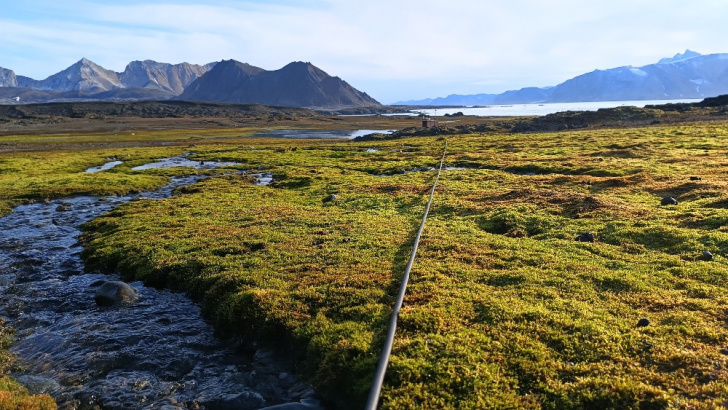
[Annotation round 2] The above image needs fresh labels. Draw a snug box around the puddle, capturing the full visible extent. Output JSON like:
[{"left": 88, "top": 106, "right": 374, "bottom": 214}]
[
  {"left": 131, "top": 156, "right": 240, "bottom": 171},
  {"left": 253, "top": 173, "right": 274, "bottom": 186},
  {"left": 86, "top": 161, "right": 123, "bottom": 173},
  {"left": 375, "top": 167, "right": 436, "bottom": 177},
  {"left": 252, "top": 129, "right": 394, "bottom": 139},
  {"left": 0, "top": 171, "right": 318, "bottom": 409}
]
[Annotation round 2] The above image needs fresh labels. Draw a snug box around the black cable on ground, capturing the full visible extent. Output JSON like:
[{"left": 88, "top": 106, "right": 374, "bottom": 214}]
[{"left": 365, "top": 140, "right": 448, "bottom": 410}]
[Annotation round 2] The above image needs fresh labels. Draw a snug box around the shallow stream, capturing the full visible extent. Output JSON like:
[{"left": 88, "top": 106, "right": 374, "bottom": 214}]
[{"left": 0, "top": 160, "right": 318, "bottom": 409}]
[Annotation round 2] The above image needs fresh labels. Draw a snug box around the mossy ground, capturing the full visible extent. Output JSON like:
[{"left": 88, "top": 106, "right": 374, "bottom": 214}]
[{"left": 3, "top": 123, "right": 728, "bottom": 408}]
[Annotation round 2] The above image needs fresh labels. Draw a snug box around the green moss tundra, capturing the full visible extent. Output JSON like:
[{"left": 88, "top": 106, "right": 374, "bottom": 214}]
[{"left": 2, "top": 123, "right": 728, "bottom": 408}]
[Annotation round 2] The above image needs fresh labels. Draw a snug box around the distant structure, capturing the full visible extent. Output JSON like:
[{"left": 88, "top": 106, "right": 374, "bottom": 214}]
[{"left": 421, "top": 116, "right": 438, "bottom": 128}]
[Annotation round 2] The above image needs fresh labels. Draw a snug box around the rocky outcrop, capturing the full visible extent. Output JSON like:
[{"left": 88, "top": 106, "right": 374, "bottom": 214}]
[{"left": 0, "top": 68, "right": 17, "bottom": 88}]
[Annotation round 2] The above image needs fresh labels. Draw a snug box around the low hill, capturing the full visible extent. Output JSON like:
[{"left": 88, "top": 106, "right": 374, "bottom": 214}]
[{"left": 0, "top": 100, "right": 318, "bottom": 119}]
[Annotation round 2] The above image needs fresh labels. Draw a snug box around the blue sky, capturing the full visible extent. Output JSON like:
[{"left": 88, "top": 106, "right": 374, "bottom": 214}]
[{"left": 2, "top": 0, "right": 727, "bottom": 103}]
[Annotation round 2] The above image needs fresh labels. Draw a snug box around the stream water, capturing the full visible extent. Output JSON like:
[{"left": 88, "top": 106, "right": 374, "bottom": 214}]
[{"left": 0, "top": 160, "right": 320, "bottom": 409}]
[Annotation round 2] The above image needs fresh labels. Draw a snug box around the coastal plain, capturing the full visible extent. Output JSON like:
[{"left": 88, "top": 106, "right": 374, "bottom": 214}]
[{"left": 1, "top": 105, "right": 728, "bottom": 409}]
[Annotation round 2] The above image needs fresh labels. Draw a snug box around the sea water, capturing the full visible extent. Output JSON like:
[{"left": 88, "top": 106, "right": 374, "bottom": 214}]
[{"left": 409, "top": 99, "right": 702, "bottom": 117}]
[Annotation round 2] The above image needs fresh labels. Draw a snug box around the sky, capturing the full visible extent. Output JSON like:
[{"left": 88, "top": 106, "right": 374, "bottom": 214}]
[{"left": 2, "top": 0, "right": 727, "bottom": 104}]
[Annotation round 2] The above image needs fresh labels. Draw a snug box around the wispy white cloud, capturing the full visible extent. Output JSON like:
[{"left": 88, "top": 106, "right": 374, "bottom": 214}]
[{"left": 1, "top": 0, "right": 727, "bottom": 102}]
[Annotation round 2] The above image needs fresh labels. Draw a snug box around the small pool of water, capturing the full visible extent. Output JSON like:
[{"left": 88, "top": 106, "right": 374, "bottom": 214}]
[
  {"left": 253, "top": 173, "right": 274, "bottom": 186},
  {"left": 86, "top": 161, "right": 123, "bottom": 173},
  {"left": 252, "top": 129, "right": 394, "bottom": 139},
  {"left": 131, "top": 156, "right": 240, "bottom": 171}
]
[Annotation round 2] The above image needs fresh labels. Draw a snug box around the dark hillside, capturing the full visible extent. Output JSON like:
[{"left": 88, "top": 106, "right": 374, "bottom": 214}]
[{"left": 179, "top": 60, "right": 381, "bottom": 109}]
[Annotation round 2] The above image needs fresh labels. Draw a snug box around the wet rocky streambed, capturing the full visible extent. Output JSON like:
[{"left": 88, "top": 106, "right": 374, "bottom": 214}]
[{"left": 0, "top": 158, "right": 319, "bottom": 409}]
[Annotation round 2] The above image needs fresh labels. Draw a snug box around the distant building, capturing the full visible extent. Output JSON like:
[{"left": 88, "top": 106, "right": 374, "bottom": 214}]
[{"left": 421, "top": 117, "right": 438, "bottom": 128}]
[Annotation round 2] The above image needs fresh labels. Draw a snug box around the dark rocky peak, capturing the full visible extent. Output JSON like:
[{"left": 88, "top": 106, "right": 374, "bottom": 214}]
[
  {"left": 278, "top": 61, "right": 331, "bottom": 82},
  {"left": 213, "top": 59, "right": 266, "bottom": 77},
  {"left": 178, "top": 60, "right": 380, "bottom": 109}
]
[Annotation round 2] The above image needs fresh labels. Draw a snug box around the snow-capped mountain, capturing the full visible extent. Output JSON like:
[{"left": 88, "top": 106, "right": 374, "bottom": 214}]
[{"left": 396, "top": 50, "right": 728, "bottom": 105}]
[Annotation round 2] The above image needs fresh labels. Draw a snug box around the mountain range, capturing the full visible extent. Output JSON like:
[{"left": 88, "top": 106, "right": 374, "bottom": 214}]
[
  {"left": 0, "top": 59, "right": 380, "bottom": 109},
  {"left": 396, "top": 50, "right": 728, "bottom": 106}
]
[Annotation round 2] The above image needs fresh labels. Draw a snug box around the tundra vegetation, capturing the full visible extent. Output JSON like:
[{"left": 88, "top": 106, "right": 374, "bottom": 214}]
[{"left": 1, "top": 121, "right": 728, "bottom": 409}]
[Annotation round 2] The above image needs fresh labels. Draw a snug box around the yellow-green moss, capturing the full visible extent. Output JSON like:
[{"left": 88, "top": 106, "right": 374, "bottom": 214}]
[{"left": 4, "top": 123, "right": 728, "bottom": 408}]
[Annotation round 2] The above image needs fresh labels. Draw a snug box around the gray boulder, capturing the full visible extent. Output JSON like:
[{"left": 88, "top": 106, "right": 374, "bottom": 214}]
[
  {"left": 15, "top": 375, "right": 61, "bottom": 395},
  {"left": 94, "top": 281, "right": 138, "bottom": 306},
  {"left": 260, "top": 401, "right": 323, "bottom": 410},
  {"left": 661, "top": 196, "right": 678, "bottom": 206},
  {"left": 198, "top": 391, "right": 265, "bottom": 410}
]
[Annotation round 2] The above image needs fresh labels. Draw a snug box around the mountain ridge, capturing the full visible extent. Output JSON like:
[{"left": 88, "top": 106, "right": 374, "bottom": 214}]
[
  {"left": 396, "top": 50, "right": 728, "bottom": 106},
  {"left": 0, "top": 58, "right": 380, "bottom": 109}
]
